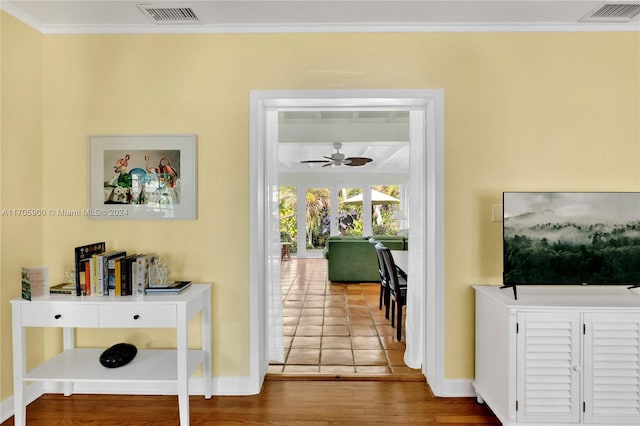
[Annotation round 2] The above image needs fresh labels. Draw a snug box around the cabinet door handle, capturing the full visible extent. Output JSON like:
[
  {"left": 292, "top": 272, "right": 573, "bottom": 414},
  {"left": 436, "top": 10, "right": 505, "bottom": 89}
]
[
  {"left": 133, "top": 314, "right": 140, "bottom": 320},
  {"left": 572, "top": 365, "right": 582, "bottom": 372},
  {"left": 54, "top": 314, "right": 62, "bottom": 319}
]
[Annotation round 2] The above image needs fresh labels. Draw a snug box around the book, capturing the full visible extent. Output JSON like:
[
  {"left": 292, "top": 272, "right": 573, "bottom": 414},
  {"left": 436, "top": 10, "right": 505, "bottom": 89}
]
[
  {"left": 90, "top": 255, "right": 98, "bottom": 295},
  {"left": 114, "top": 258, "right": 122, "bottom": 296},
  {"left": 74, "top": 242, "right": 105, "bottom": 296},
  {"left": 94, "top": 250, "right": 123, "bottom": 296},
  {"left": 21, "top": 268, "right": 31, "bottom": 301},
  {"left": 49, "top": 282, "right": 76, "bottom": 295},
  {"left": 83, "top": 259, "right": 92, "bottom": 296},
  {"left": 93, "top": 254, "right": 104, "bottom": 295},
  {"left": 134, "top": 255, "right": 151, "bottom": 296},
  {"left": 96, "top": 252, "right": 108, "bottom": 296},
  {"left": 119, "top": 254, "right": 138, "bottom": 296},
  {"left": 145, "top": 281, "right": 192, "bottom": 294},
  {"left": 105, "top": 251, "right": 126, "bottom": 295}
]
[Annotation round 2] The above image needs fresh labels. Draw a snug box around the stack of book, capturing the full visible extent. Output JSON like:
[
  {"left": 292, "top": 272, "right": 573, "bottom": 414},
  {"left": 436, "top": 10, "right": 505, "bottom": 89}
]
[
  {"left": 145, "top": 281, "right": 192, "bottom": 294},
  {"left": 56, "top": 242, "right": 191, "bottom": 297}
]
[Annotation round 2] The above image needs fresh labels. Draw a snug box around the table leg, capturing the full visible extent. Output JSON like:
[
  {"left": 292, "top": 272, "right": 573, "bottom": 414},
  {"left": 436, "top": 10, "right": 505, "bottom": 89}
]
[
  {"left": 176, "top": 304, "right": 189, "bottom": 426},
  {"left": 62, "top": 327, "right": 75, "bottom": 396},
  {"left": 202, "top": 288, "right": 212, "bottom": 399},
  {"left": 12, "top": 305, "right": 26, "bottom": 426}
]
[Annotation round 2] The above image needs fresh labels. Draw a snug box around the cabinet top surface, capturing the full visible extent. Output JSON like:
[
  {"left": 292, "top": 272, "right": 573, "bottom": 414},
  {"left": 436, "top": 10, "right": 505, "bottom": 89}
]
[
  {"left": 11, "top": 283, "right": 210, "bottom": 305},
  {"left": 474, "top": 285, "right": 640, "bottom": 309}
]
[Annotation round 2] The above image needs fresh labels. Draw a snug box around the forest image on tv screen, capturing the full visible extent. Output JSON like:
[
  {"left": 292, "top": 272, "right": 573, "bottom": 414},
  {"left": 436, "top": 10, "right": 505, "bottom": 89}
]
[{"left": 503, "top": 192, "right": 640, "bottom": 285}]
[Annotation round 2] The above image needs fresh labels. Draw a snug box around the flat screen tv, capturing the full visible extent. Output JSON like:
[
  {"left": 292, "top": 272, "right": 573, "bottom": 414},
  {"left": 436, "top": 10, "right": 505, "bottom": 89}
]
[{"left": 503, "top": 192, "right": 640, "bottom": 292}]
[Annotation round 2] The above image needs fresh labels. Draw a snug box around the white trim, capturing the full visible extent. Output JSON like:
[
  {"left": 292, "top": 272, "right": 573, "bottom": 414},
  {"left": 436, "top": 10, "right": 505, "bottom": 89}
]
[
  {"left": 250, "top": 89, "right": 449, "bottom": 395},
  {"left": 0, "top": 2, "right": 45, "bottom": 30},
  {"left": 249, "top": 92, "right": 269, "bottom": 395},
  {"left": 423, "top": 90, "right": 447, "bottom": 395},
  {"left": 1, "top": 11, "right": 638, "bottom": 35},
  {"left": 0, "top": 383, "right": 43, "bottom": 424},
  {"left": 440, "top": 379, "right": 477, "bottom": 398}
]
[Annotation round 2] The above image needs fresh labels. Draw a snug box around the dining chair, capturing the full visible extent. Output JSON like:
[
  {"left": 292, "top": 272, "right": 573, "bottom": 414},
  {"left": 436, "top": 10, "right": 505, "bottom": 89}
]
[
  {"left": 373, "top": 242, "right": 391, "bottom": 319},
  {"left": 380, "top": 247, "right": 408, "bottom": 341}
]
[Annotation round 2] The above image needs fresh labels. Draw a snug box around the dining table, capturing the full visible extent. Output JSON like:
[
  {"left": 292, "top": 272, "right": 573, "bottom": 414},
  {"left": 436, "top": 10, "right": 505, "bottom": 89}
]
[{"left": 390, "top": 250, "right": 408, "bottom": 275}]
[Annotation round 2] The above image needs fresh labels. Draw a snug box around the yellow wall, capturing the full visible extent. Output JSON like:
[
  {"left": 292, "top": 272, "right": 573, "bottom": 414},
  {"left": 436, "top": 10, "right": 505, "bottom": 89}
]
[
  {"left": 2, "top": 12, "right": 639, "bottom": 402},
  {"left": 1, "top": 13, "right": 44, "bottom": 399}
]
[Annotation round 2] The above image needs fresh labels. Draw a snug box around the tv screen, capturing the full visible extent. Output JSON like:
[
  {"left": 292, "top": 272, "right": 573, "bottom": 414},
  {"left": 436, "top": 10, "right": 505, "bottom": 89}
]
[{"left": 503, "top": 192, "right": 640, "bottom": 285}]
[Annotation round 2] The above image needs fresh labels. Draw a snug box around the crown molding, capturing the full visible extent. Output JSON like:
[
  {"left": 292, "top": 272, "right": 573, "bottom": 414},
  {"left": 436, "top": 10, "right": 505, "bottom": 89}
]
[
  {"left": 26, "top": 22, "right": 640, "bottom": 35},
  {"left": 0, "top": 1, "right": 45, "bottom": 30},
  {"left": 2, "top": 4, "right": 639, "bottom": 34}
]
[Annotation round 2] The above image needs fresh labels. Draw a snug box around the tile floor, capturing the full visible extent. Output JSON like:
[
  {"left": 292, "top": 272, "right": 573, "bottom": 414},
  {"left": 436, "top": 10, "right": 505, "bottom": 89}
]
[{"left": 268, "top": 258, "right": 422, "bottom": 377}]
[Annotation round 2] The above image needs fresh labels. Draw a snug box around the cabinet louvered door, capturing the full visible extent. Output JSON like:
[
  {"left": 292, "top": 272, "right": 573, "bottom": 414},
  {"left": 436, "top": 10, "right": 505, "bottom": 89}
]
[
  {"left": 583, "top": 312, "right": 640, "bottom": 425},
  {"left": 516, "top": 311, "right": 581, "bottom": 424}
]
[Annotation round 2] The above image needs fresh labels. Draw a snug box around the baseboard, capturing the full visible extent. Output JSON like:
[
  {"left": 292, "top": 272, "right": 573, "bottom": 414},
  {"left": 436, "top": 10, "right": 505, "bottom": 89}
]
[
  {"left": 1, "top": 376, "right": 257, "bottom": 422},
  {"left": 0, "top": 382, "right": 44, "bottom": 424},
  {"left": 440, "top": 378, "right": 476, "bottom": 397}
]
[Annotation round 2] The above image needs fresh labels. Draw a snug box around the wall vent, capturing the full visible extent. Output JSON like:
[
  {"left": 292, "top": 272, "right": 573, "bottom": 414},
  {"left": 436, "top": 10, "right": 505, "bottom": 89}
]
[
  {"left": 137, "top": 4, "right": 201, "bottom": 24},
  {"left": 580, "top": 2, "right": 640, "bottom": 22}
]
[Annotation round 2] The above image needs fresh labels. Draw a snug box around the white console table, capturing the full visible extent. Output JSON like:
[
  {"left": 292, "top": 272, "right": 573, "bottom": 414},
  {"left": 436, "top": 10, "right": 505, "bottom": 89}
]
[
  {"left": 474, "top": 285, "right": 640, "bottom": 426},
  {"left": 11, "top": 283, "right": 212, "bottom": 426}
]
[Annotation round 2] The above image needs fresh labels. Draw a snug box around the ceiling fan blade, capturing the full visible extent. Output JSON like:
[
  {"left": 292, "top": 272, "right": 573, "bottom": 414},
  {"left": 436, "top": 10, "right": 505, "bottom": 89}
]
[
  {"left": 301, "top": 160, "right": 331, "bottom": 164},
  {"left": 322, "top": 162, "right": 334, "bottom": 167},
  {"left": 345, "top": 157, "right": 373, "bottom": 167}
]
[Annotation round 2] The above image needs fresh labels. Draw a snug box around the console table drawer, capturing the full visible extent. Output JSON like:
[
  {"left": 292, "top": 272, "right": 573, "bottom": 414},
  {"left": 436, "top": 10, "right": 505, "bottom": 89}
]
[
  {"left": 99, "top": 304, "right": 176, "bottom": 328},
  {"left": 20, "top": 303, "right": 99, "bottom": 327}
]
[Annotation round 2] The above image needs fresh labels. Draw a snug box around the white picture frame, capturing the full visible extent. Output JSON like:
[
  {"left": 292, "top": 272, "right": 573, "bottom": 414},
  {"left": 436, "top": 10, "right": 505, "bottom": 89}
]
[{"left": 88, "top": 134, "right": 197, "bottom": 220}]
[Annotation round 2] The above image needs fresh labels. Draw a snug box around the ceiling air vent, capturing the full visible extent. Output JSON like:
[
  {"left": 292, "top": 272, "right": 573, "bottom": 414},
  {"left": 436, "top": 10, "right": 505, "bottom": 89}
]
[
  {"left": 580, "top": 2, "right": 640, "bottom": 22},
  {"left": 137, "top": 4, "right": 201, "bottom": 24}
]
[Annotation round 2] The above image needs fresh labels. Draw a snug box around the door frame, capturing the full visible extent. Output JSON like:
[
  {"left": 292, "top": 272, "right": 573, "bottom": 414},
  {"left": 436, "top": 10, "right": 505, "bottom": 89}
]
[{"left": 249, "top": 89, "right": 447, "bottom": 394}]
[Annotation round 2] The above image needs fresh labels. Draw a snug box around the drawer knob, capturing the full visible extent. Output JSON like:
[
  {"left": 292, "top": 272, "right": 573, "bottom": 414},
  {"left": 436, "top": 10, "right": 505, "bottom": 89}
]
[
  {"left": 54, "top": 314, "right": 62, "bottom": 319},
  {"left": 133, "top": 314, "right": 140, "bottom": 320}
]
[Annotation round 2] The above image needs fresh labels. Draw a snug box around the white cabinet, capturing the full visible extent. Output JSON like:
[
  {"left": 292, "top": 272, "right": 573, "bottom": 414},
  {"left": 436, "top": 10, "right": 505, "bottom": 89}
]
[
  {"left": 474, "top": 285, "right": 640, "bottom": 426},
  {"left": 583, "top": 313, "right": 640, "bottom": 424},
  {"left": 11, "top": 284, "right": 212, "bottom": 426},
  {"left": 516, "top": 311, "right": 582, "bottom": 423}
]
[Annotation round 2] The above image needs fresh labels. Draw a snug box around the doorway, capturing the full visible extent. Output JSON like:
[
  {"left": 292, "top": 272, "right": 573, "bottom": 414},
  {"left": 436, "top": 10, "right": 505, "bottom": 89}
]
[
  {"left": 274, "top": 184, "right": 414, "bottom": 376},
  {"left": 249, "top": 89, "right": 445, "bottom": 394}
]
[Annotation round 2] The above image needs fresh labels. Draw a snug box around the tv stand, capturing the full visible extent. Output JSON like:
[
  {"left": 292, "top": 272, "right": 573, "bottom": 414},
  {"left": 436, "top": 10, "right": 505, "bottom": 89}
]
[
  {"left": 474, "top": 285, "right": 640, "bottom": 426},
  {"left": 11, "top": 284, "right": 211, "bottom": 426}
]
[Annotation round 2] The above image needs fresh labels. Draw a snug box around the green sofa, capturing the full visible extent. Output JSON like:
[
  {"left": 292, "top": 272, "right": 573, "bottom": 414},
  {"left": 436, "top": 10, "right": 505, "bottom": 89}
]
[{"left": 323, "top": 235, "right": 408, "bottom": 282}]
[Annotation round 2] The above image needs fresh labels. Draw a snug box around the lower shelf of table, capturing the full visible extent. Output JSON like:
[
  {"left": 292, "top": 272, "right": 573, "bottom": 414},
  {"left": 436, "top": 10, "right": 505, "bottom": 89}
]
[{"left": 24, "top": 349, "right": 206, "bottom": 383}]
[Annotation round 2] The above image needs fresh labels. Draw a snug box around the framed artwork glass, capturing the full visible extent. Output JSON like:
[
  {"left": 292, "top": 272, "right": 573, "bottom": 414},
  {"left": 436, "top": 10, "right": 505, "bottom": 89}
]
[{"left": 88, "top": 134, "right": 197, "bottom": 220}]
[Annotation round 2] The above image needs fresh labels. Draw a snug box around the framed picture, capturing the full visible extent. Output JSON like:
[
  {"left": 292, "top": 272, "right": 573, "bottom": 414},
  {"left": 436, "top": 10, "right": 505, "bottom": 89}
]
[{"left": 88, "top": 134, "right": 197, "bottom": 220}]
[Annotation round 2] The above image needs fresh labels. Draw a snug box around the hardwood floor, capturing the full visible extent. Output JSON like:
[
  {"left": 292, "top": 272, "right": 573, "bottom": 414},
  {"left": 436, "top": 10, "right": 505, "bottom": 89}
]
[{"left": 2, "top": 380, "right": 500, "bottom": 425}]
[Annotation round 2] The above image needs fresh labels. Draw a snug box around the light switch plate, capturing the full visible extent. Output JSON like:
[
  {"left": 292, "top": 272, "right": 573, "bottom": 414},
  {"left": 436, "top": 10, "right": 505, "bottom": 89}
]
[{"left": 492, "top": 204, "right": 503, "bottom": 222}]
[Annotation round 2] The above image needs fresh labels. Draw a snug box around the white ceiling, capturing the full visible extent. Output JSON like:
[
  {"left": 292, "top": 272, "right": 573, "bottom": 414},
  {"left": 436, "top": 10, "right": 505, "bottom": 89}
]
[
  {"left": 278, "top": 110, "right": 410, "bottom": 175},
  {"left": 3, "top": 1, "right": 639, "bottom": 34}
]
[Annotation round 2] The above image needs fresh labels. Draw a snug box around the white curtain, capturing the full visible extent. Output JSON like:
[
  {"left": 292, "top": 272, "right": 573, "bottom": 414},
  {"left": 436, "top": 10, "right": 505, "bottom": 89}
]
[
  {"left": 404, "top": 265, "right": 422, "bottom": 369},
  {"left": 267, "top": 254, "right": 284, "bottom": 363}
]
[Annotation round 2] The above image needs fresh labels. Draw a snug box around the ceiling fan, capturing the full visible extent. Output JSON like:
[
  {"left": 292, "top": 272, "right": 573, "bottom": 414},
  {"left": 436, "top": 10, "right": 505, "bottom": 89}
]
[{"left": 300, "top": 142, "right": 373, "bottom": 167}]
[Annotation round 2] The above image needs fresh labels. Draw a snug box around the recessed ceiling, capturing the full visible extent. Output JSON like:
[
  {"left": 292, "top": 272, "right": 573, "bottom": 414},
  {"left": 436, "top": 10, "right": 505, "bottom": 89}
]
[
  {"left": 278, "top": 110, "right": 410, "bottom": 174},
  {"left": 2, "top": 1, "right": 639, "bottom": 33}
]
